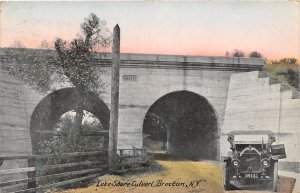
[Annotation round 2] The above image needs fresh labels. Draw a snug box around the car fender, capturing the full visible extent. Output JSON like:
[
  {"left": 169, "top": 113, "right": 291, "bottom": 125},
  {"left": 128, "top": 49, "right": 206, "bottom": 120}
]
[
  {"left": 271, "top": 155, "right": 280, "bottom": 161},
  {"left": 222, "top": 156, "right": 231, "bottom": 162}
]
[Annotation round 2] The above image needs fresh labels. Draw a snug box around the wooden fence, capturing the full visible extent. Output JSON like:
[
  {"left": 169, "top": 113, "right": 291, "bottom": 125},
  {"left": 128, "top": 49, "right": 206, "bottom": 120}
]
[
  {"left": 116, "top": 148, "right": 148, "bottom": 173},
  {"left": 0, "top": 148, "right": 149, "bottom": 192},
  {"left": 0, "top": 151, "right": 108, "bottom": 193}
]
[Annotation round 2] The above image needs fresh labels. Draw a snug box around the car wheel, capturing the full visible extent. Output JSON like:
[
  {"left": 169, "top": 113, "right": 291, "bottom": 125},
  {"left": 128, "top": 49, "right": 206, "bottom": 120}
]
[
  {"left": 272, "top": 161, "right": 278, "bottom": 192},
  {"left": 223, "top": 162, "right": 231, "bottom": 191}
]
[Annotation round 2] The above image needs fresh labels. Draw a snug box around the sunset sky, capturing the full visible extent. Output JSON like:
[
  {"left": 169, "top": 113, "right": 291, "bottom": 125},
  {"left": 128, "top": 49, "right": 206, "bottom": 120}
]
[{"left": 0, "top": 1, "right": 299, "bottom": 60}]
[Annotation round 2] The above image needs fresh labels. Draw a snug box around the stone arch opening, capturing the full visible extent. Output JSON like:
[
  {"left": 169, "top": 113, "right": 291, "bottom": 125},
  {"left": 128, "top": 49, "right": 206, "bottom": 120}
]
[
  {"left": 29, "top": 87, "right": 110, "bottom": 154},
  {"left": 143, "top": 90, "right": 218, "bottom": 160}
]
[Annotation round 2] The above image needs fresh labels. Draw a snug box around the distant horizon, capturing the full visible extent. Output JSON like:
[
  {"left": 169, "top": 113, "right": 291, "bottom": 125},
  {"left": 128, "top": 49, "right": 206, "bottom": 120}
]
[
  {"left": 0, "top": 47, "right": 296, "bottom": 62},
  {"left": 1, "top": 1, "right": 299, "bottom": 60}
]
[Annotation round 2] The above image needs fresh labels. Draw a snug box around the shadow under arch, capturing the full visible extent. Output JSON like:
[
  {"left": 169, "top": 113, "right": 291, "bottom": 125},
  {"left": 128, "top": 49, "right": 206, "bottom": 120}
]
[
  {"left": 143, "top": 90, "right": 219, "bottom": 160},
  {"left": 29, "top": 87, "right": 110, "bottom": 154}
]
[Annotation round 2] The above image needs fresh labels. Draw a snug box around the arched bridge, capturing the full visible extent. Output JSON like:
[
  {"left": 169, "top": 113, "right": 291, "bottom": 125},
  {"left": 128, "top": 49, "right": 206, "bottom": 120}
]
[{"left": 0, "top": 49, "right": 265, "bottom": 162}]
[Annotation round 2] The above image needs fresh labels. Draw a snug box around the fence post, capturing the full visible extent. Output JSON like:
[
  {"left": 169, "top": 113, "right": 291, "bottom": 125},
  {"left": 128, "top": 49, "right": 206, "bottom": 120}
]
[
  {"left": 27, "top": 156, "right": 37, "bottom": 192},
  {"left": 108, "top": 24, "right": 120, "bottom": 173}
]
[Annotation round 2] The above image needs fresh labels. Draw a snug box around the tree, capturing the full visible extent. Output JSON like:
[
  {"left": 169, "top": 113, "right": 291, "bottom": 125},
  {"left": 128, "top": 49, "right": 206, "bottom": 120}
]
[
  {"left": 249, "top": 51, "right": 262, "bottom": 58},
  {"left": 4, "top": 13, "right": 111, "bottom": 132},
  {"left": 267, "top": 58, "right": 298, "bottom": 66},
  {"left": 54, "top": 13, "right": 111, "bottom": 131},
  {"left": 225, "top": 51, "right": 230, "bottom": 57},
  {"left": 286, "top": 69, "right": 299, "bottom": 89},
  {"left": 9, "top": 41, "right": 25, "bottom": 48},
  {"left": 4, "top": 48, "right": 55, "bottom": 93},
  {"left": 231, "top": 49, "right": 245, "bottom": 57},
  {"left": 279, "top": 58, "right": 297, "bottom": 65},
  {"left": 40, "top": 40, "right": 50, "bottom": 49}
]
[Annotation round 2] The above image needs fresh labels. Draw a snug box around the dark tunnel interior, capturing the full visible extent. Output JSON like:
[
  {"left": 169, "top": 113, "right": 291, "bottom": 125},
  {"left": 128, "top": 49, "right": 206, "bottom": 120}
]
[{"left": 143, "top": 91, "right": 218, "bottom": 160}]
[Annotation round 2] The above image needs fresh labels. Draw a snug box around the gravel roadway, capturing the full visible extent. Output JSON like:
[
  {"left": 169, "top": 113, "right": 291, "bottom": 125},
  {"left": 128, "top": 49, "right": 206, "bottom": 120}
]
[{"left": 55, "top": 160, "right": 296, "bottom": 193}]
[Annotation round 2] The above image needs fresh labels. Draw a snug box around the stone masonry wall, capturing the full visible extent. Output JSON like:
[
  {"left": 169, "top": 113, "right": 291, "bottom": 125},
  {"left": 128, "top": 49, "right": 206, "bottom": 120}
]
[
  {"left": 0, "top": 64, "right": 43, "bottom": 187},
  {"left": 221, "top": 71, "right": 300, "bottom": 164}
]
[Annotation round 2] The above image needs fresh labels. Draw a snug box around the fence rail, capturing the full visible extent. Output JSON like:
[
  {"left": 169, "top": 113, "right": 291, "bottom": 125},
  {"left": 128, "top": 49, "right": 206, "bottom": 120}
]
[
  {"left": 0, "top": 148, "right": 149, "bottom": 192},
  {"left": 0, "top": 151, "right": 108, "bottom": 193},
  {"left": 116, "top": 148, "right": 149, "bottom": 173},
  {"left": 0, "top": 151, "right": 107, "bottom": 161}
]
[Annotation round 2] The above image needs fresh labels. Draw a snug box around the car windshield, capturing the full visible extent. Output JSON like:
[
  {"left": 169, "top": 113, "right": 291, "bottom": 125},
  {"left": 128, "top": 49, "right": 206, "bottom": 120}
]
[{"left": 234, "top": 134, "right": 269, "bottom": 144}]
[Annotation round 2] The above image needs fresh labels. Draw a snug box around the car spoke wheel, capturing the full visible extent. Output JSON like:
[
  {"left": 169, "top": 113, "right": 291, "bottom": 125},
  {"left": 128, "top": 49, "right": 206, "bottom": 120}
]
[
  {"left": 223, "top": 162, "right": 231, "bottom": 190},
  {"left": 272, "top": 161, "right": 278, "bottom": 192}
]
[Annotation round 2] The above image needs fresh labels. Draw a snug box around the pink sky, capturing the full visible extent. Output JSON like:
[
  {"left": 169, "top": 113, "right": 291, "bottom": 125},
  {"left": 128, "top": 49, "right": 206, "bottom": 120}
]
[{"left": 0, "top": 1, "right": 299, "bottom": 60}]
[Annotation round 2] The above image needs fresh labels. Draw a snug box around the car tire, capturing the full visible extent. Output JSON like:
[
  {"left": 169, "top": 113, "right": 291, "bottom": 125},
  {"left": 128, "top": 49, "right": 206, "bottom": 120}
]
[
  {"left": 272, "top": 161, "right": 278, "bottom": 192},
  {"left": 223, "top": 162, "right": 231, "bottom": 191}
]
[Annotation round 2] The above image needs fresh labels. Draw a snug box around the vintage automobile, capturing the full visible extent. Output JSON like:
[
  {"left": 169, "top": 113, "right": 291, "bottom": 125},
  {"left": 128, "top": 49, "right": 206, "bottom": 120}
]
[{"left": 223, "top": 130, "right": 286, "bottom": 192}]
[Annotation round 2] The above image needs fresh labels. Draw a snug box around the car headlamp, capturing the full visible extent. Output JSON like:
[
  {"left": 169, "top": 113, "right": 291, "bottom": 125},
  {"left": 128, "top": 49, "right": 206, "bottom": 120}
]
[
  {"left": 232, "top": 159, "right": 240, "bottom": 167},
  {"left": 261, "top": 159, "right": 270, "bottom": 167}
]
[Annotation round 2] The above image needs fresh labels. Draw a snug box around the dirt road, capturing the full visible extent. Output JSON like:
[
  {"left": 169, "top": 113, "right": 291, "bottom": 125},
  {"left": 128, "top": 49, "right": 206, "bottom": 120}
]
[{"left": 55, "top": 161, "right": 296, "bottom": 193}]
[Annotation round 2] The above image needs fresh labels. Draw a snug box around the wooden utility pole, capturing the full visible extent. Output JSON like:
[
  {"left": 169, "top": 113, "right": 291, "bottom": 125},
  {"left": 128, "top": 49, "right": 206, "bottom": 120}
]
[{"left": 108, "top": 24, "right": 120, "bottom": 173}]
